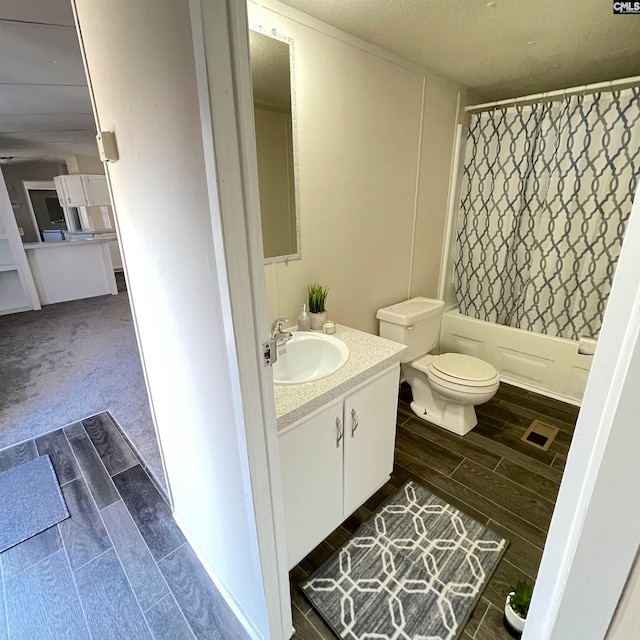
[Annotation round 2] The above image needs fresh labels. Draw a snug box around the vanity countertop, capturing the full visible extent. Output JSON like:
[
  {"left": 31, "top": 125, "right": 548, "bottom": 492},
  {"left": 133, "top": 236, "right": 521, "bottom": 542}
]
[{"left": 275, "top": 324, "right": 407, "bottom": 431}]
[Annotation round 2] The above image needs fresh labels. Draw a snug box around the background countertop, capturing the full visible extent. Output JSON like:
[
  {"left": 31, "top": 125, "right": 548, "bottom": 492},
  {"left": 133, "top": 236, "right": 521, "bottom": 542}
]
[{"left": 23, "top": 238, "right": 117, "bottom": 250}]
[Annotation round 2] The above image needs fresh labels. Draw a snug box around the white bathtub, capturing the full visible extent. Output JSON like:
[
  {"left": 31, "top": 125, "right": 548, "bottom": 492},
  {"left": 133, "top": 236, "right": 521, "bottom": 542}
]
[{"left": 439, "top": 310, "right": 591, "bottom": 406}]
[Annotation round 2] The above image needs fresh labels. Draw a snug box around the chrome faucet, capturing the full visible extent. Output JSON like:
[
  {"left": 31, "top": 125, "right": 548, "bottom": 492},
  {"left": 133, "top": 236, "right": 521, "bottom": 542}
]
[{"left": 271, "top": 317, "right": 293, "bottom": 346}]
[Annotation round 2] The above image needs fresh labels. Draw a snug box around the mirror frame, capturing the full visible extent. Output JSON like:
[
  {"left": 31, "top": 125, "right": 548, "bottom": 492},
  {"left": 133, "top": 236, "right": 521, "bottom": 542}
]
[{"left": 249, "top": 24, "right": 302, "bottom": 266}]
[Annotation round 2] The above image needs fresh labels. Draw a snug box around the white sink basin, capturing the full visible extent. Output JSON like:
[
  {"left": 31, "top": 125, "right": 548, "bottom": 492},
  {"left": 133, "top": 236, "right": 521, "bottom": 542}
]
[{"left": 273, "top": 332, "right": 349, "bottom": 385}]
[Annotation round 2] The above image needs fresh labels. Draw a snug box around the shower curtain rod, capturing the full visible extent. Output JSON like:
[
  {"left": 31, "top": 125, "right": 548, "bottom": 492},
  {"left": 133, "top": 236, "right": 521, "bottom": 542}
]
[{"left": 465, "top": 75, "right": 640, "bottom": 113}]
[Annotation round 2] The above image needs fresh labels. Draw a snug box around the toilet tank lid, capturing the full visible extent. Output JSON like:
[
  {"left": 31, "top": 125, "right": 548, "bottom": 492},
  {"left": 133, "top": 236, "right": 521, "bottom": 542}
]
[{"left": 376, "top": 297, "right": 445, "bottom": 326}]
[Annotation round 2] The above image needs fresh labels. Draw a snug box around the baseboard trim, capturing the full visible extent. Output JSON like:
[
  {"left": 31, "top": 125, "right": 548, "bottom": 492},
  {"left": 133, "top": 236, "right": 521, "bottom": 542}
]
[{"left": 172, "top": 513, "right": 265, "bottom": 640}]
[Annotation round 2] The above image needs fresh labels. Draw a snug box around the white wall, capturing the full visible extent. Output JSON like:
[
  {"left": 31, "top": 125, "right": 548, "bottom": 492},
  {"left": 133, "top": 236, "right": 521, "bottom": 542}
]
[
  {"left": 73, "top": 0, "right": 269, "bottom": 636},
  {"left": 250, "top": 0, "right": 464, "bottom": 334},
  {"left": 66, "top": 154, "right": 104, "bottom": 175}
]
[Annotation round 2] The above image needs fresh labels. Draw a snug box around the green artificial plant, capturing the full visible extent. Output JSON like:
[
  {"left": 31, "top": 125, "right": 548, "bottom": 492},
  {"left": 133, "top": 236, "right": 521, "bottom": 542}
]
[
  {"left": 307, "top": 284, "right": 329, "bottom": 313},
  {"left": 510, "top": 580, "right": 534, "bottom": 619}
]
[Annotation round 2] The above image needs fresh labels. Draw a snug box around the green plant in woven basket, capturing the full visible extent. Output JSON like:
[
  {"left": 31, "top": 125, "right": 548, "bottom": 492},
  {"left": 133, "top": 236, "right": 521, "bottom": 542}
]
[
  {"left": 510, "top": 580, "right": 534, "bottom": 618},
  {"left": 307, "top": 284, "right": 329, "bottom": 313}
]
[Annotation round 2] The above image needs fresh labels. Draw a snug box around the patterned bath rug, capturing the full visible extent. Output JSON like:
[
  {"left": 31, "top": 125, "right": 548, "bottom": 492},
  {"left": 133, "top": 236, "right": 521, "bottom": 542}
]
[{"left": 301, "top": 480, "right": 508, "bottom": 640}]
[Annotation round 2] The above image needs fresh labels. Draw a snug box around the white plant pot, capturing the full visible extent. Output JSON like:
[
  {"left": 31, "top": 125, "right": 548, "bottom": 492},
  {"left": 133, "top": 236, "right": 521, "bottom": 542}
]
[
  {"left": 504, "top": 593, "right": 526, "bottom": 635},
  {"left": 310, "top": 310, "right": 328, "bottom": 330}
]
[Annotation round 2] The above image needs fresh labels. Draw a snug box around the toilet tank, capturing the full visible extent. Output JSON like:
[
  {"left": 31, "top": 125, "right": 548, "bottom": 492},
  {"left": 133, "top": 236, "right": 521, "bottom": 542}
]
[{"left": 376, "top": 297, "right": 445, "bottom": 362}]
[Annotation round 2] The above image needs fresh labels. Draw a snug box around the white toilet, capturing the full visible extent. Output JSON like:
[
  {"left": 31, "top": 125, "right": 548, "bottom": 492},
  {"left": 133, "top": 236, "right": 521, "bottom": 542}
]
[{"left": 377, "top": 297, "right": 500, "bottom": 436}]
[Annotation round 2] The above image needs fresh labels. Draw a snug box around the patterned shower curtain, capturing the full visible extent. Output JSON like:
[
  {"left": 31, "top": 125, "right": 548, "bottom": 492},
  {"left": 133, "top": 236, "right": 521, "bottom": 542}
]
[{"left": 454, "top": 88, "right": 640, "bottom": 340}]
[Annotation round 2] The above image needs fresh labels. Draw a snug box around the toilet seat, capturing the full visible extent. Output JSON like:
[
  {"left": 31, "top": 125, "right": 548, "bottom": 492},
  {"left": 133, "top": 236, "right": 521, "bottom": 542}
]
[{"left": 413, "top": 353, "right": 499, "bottom": 389}]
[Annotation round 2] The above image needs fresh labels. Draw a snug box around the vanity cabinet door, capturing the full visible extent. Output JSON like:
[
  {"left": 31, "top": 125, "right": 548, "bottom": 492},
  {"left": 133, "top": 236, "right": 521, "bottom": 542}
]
[
  {"left": 343, "top": 366, "right": 400, "bottom": 515},
  {"left": 278, "top": 397, "right": 345, "bottom": 569}
]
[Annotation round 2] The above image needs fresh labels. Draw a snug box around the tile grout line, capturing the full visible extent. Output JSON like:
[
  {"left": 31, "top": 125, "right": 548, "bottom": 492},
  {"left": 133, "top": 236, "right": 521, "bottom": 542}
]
[
  {"left": 395, "top": 456, "right": 548, "bottom": 539},
  {"left": 471, "top": 600, "right": 491, "bottom": 639},
  {"left": 59, "top": 526, "right": 95, "bottom": 640},
  {"left": 65, "top": 425, "right": 121, "bottom": 510},
  {"left": 448, "top": 458, "right": 465, "bottom": 478},
  {"left": 104, "top": 411, "right": 169, "bottom": 504},
  {"left": 485, "top": 517, "right": 545, "bottom": 552},
  {"left": 102, "top": 465, "right": 197, "bottom": 639},
  {"left": 142, "top": 593, "right": 197, "bottom": 640},
  {"left": 399, "top": 445, "right": 554, "bottom": 515},
  {"left": 492, "top": 465, "right": 558, "bottom": 505},
  {"left": 397, "top": 424, "right": 499, "bottom": 472},
  {"left": 466, "top": 430, "right": 563, "bottom": 481},
  {"left": 397, "top": 455, "right": 551, "bottom": 537},
  {"left": 71, "top": 546, "right": 114, "bottom": 574},
  {"left": 67, "top": 432, "right": 157, "bottom": 640},
  {"left": 152, "top": 542, "right": 201, "bottom": 640}
]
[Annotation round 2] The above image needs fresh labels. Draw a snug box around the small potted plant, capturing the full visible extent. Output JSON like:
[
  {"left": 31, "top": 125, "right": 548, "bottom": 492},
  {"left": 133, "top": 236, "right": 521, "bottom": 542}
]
[
  {"left": 307, "top": 284, "right": 329, "bottom": 330},
  {"left": 504, "top": 580, "right": 533, "bottom": 638}
]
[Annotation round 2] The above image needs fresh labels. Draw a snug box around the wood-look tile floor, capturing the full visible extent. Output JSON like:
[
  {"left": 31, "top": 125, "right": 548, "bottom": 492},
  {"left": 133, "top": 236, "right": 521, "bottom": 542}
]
[
  {"left": 0, "top": 413, "right": 247, "bottom": 640},
  {"left": 289, "top": 382, "right": 579, "bottom": 640}
]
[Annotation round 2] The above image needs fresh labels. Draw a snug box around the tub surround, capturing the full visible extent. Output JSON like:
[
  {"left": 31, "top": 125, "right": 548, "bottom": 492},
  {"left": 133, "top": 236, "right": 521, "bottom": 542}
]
[
  {"left": 440, "top": 309, "right": 590, "bottom": 405},
  {"left": 274, "top": 324, "right": 407, "bottom": 430}
]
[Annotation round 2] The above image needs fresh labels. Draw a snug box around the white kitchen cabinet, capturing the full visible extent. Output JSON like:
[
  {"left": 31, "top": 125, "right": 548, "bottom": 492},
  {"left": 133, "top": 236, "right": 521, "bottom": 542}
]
[
  {"left": 54, "top": 174, "right": 111, "bottom": 207},
  {"left": 278, "top": 365, "right": 400, "bottom": 568},
  {"left": 279, "top": 397, "right": 345, "bottom": 569},
  {"left": 53, "top": 176, "right": 68, "bottom": 207}
]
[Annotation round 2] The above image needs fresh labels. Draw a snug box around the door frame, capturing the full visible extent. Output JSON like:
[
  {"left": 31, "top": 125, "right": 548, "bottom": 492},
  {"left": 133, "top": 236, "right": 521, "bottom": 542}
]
[
  {"left": 22, "top": 180, "right": 74, "bottom": 239},
  {"left": 190, "top": 0, "right": 292, "bottom": 637}
]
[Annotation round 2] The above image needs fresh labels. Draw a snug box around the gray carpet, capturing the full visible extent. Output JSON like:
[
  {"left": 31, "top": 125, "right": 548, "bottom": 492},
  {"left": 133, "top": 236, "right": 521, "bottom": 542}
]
[
  {"left": 0, "top": 455, "right": 69, "bottom": 552},
  {"left": 0, "top": 293, "right": 165, "bottom": 488},
  {"left": 302, "top": 481, "right": 508, "bottom": 640}
]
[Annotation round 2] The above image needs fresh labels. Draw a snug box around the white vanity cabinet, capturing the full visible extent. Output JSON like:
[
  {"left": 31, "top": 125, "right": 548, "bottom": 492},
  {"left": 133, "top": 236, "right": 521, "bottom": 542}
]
[{"left": 278, "top": 365, "right": 400, "bottom": 568}]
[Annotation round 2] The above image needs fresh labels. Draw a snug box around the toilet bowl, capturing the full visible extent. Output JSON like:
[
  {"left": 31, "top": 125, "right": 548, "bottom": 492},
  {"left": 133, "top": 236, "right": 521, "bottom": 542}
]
[
  {"left": 377, "top": 298, "right": 500, "bottom": 436},
  {"left": 406, "top": 353, "right": 499, "bottom": 435}
]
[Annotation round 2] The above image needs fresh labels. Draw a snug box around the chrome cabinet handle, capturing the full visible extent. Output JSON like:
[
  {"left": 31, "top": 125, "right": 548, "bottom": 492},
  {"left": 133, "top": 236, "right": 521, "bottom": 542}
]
[
  {"left": 351, "top": 408, "right": 359, "bottom": 437},
  {"left": 336, "top": 417, "right": 343, "bottom": 448}
]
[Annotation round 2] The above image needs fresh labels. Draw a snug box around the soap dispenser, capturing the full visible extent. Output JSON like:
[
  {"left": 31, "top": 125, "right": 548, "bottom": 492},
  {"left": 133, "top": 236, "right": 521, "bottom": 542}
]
[{"left": 297, "top": 304, "right": 311, "bottom": 331}]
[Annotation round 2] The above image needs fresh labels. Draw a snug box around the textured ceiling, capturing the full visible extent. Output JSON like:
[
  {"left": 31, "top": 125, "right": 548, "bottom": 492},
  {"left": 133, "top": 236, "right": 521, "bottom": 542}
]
[
  {"left": 3, "top": 0, "right": 639, "bottom": 164},
  {"left": 0, "top": 0, "right": 97, "bottom": 162},
  {"left": 250, "top": 30, "right": 292, "bottom": 110},
  {"left": 278, "top": 0, "right": 640, "bottom": 101}
]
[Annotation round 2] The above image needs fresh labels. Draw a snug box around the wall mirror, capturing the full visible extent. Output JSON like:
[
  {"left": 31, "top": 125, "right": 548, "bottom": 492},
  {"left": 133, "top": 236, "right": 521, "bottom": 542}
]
[{"left": 249, "top": 27, "right": 301, "bottom": 264}]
